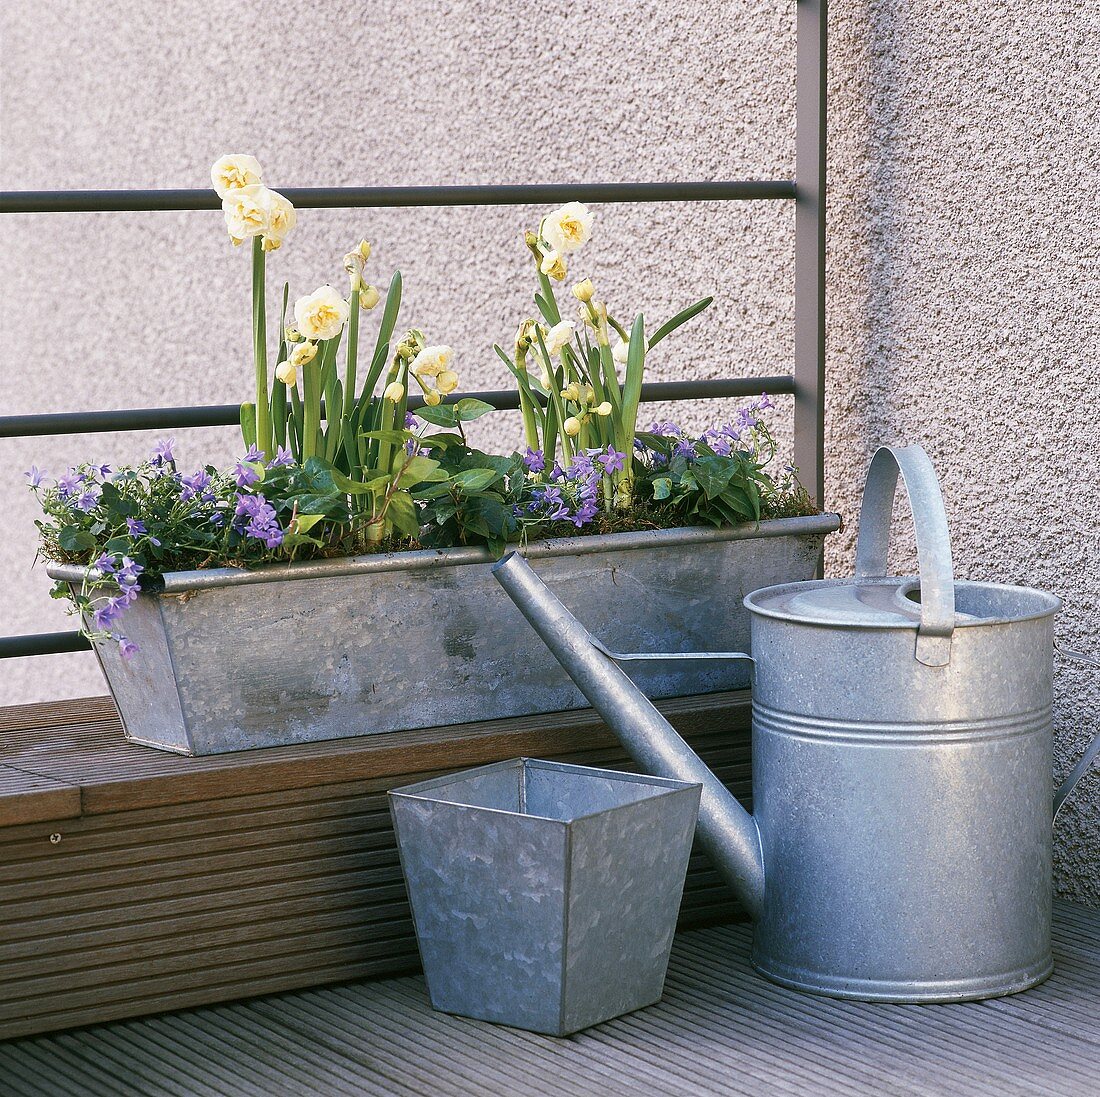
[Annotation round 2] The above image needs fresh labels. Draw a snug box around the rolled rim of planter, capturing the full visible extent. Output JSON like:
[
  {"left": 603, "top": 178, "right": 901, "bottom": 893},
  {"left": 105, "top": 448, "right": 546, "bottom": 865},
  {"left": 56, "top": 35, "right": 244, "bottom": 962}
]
[{"left": 47, "top": 512, "right": 841, "bottom": 592}]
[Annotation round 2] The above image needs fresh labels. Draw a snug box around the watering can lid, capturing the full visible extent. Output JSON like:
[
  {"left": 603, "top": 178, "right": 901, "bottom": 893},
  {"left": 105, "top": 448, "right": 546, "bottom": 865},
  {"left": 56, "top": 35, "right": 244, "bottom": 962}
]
[{"left": 746, "top": 577, "right": 988, "bottom": 628}]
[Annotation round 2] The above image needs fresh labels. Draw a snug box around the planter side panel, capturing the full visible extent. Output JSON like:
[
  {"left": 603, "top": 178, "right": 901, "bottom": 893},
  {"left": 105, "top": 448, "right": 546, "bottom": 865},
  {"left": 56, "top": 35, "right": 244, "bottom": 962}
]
[{"left": 118, "top": 529, "right": 821, "bottom": 754}]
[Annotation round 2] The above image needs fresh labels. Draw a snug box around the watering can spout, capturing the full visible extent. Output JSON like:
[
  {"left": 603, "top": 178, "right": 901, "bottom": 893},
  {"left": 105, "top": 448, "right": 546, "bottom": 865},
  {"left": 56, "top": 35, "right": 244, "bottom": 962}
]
[{"left": 492, "top": 551, "right": 766, "bottom": 919}]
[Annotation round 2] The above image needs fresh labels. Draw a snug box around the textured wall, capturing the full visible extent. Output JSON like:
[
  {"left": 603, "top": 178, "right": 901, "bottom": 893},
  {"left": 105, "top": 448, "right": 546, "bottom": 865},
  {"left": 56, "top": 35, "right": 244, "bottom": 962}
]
[{"left": 1, "top": 1, "right": 1097, "bottom": 902}]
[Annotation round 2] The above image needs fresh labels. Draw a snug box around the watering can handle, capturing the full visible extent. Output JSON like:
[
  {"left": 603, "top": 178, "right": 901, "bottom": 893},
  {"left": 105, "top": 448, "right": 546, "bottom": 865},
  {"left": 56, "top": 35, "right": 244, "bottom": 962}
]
[
  {"left": 854, "top": 445, "right": 956, "bottom": 668},
  {"left": 589, "top": 638, "right": 753, "bottom": 663},
  {"left": 1053, "top": 643, "right": 1100, "bottom": 822}
]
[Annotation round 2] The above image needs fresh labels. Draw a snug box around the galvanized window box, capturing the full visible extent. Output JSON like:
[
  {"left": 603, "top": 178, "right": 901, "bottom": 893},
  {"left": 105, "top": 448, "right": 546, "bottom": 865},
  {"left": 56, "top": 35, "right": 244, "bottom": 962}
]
[{"left": 48, "top": 514, "right": 839, "bottom": 755}]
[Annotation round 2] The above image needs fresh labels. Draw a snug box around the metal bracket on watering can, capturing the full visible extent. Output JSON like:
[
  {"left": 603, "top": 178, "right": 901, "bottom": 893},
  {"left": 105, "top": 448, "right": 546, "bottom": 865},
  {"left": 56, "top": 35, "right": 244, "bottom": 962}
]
[
  {"left": 1053, "top": 642, "right": 1100, "bottom": 822},
  {"left": 855, "top": 446, "right": 957, "bottom": 669},
  {"left": 589, "top": 638, "right": 755, "bottom": 665}
]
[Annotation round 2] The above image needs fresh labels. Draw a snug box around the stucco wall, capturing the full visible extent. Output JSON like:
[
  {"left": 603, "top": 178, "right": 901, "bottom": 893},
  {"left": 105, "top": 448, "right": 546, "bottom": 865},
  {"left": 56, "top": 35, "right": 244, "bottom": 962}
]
[{"left": 1, "top": 1, "right": 1096, "bottom": 903}]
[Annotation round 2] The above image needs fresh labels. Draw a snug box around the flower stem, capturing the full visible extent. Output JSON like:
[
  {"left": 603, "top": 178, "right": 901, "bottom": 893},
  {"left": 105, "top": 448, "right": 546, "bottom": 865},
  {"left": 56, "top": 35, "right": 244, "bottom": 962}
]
[{"left": 251, "top": 238, "right": 272, "bottom": 459}]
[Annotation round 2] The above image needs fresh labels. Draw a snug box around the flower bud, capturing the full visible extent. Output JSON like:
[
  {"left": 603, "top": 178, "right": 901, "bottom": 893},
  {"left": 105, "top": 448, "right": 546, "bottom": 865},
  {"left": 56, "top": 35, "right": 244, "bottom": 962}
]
[
  {"left": 359, "top": 284, "right": 381, "bottom": 310},
  {"left": 383, "top": 381, "right": 405, "bottom": 402},
  {"left": 285, "top": 325, "right": 303, "bottom": 343},
  {"left": 595, "top": 401, "right": 613, "bottom": 416},
  {"left": 436, "top": 369, "right": 460, "bottom": 395},
  {"left": 290, "top": 341, "right": 318, "bottom": 368},
  {"left": 515, "top": 318, "right": 541, "bottom": 354},
  {"left": 585, "top": 385, "right": 595, "bottom": 404},
  {"left": 275, "top": 360, "right": 297, "bottom": 386},
  {"left": 524, "top": 230, "right": 540, "bottom": 250},
  {"left": 562, "top": 382, "right": 581, "bottom": 402},
  {"left": 396, "top": 330, "right": 426, "bottom": 362},
  {"left": 539, "top": 369, "right": 552, "bottom": 389},
  {"left": 572, "top": 278, "right": 595, "bottom": 303},
  {"left": 424, "top": 390, "right": 442, "bottom": 407},
  {"left": 357, "top": 240, "right": 372, "bottom": 262},
  {"left": 563, "top": 416, "right": 582, "bottom": 437}
]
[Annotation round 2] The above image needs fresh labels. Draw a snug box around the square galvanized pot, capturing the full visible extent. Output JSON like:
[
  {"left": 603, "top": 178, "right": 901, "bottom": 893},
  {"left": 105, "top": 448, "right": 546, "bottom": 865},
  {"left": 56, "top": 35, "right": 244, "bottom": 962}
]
[
  {"left": 48, "top": 514, "right": 838, "bottom": 755},
  {"left": 389, "top": 758, "right": 702, "bottom": 1035}
]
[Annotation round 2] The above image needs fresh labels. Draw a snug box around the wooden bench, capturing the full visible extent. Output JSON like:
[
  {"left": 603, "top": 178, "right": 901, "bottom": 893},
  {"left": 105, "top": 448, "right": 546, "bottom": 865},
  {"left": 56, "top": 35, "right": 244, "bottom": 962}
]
[{"left": 0, "top": 692, "right": 752, "bottom": 1040}]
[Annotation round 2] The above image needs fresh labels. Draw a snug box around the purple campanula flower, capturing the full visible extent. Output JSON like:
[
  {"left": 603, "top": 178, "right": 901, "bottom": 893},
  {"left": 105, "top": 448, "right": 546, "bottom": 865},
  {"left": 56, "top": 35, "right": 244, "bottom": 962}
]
[
  {"left": 757, "top": 392, "right": 775, "bottom": 411},
  {"left": 648, "top": 420, "right": 682, "bottom": 438},
  {"left": 572, "top": 500, "right": 599, "bottom": 527},
  {"left": 210, "top": 511, "right": 224, "bottom": 527},
  {"left": 90, "top": 463, "right": 112, "bottom": 477},
  {"left": 549, "top": 462, "right": 565, "bottom": 483},
  {"left": 523, "top": 447, "right": 545, "bottom": 473},
  {"left": 94, "top": 552, "right": 116, "bottom": 575},
  {"left": 180, "top": 469, "right": 212, "bottom": 502},
  {"left": 233, "top": 461, "right": 261, "bottom": 488},
  {"left": 117, "top": 556, "right": 143, "bottom": 591},
  {"left": 269, "top": 446, "right": 294, "bottom": 468},
  {"left": 404, "top": 413, "right": 417, "bottom": 429},
  {"left": 242, "top": 444, "right": 265, "bottom": 464},
  {"left": 150, "top": 438, "right": 176, "bottom": 466},
  {"left": 599, "top": 447, "right": 625, "bottom": 475},
  {"left": 75, "top": 488, "right": 100, "bottom": 512},
  {"left": 118, "top": 636, "right": 139, "bottom": 660},
  {"left": 126, "top": 518, "right": 146, "bottom": 537},
  {"left": 93, "top": 595, "right": 129, "bottom": 631},
  {"left": 57, "top": 468, "right": 84, "bottom": 498},
  {"left": 24, "top": 466, "right": 47, "bottom": 487},
  {"left": 233, "top": 492, "right": 282, "bottom": 548},
  {"left": 672, "top": 438, "right": 696, "bottom": 461}
]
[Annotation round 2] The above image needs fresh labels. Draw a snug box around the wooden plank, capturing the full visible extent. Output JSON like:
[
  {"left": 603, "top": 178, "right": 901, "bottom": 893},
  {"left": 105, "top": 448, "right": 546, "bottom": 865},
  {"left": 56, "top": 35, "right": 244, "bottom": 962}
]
[
  {"left": 1, "top": 903, "right": 1097, "bottom": 1097},
  {"left": 0, "top": 691, "right": 752, "bottom": 819},
  {"left": 0, "top": 766, "right": 80, "bottom": 827}
]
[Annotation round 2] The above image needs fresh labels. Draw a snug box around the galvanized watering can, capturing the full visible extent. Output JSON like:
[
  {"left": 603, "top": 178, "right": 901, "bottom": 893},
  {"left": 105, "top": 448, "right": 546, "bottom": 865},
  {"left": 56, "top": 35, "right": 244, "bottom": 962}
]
[{"left": 493, "top": 444, "right": 1100, "bottom": 1003}]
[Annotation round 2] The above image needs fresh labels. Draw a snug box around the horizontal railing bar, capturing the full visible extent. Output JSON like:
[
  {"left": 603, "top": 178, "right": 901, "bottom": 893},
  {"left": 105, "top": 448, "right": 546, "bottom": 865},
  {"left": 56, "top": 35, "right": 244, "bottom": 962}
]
[
  {"left": 0, "top": 377, "right": 794, "bottom": 439},
  {"left": 1, "top": 631, "right": 90, "bottom": 659},
  {"left": 0, "top": 180, "right": 796, "bottom": 215}
]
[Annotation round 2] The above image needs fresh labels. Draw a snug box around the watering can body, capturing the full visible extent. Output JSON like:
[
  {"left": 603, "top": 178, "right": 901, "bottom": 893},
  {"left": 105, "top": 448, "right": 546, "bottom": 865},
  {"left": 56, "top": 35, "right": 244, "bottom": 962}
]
[{"left": 493, "top": 445, "right": 1096, "bottom": 1002}]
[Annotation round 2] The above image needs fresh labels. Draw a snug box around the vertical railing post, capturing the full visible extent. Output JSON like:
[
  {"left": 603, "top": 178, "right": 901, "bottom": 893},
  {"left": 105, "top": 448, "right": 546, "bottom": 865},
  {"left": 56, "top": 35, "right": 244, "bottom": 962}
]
[{"left": 794, "top": 0, "right": 827, "bottom": 512}]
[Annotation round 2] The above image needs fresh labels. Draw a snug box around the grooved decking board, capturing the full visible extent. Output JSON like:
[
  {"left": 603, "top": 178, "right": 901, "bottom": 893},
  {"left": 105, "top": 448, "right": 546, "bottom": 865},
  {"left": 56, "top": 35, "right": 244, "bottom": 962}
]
[
  {"left": 0, "top": 693, "right": 752, "bottom": 1039},
  {"left": 2, "top": 903, "right": 1097, "bottom": 1097}
]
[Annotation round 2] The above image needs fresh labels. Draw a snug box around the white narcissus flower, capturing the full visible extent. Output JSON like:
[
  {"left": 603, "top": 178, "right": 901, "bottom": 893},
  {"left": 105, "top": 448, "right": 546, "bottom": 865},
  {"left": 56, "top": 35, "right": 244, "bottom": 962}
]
[
  {"left": 612, "top": 337, "right": 647, "bottom": 366},
  {"left": 275, "top": 360, "right": 297, "bottom": 386},
  {"left": 210, "top": 155, "right": 263, "bottom": 198},
  {"left": 222, "top": 184, "right": 270, "bottom": 243},
  {"left": 540, "top": 249, "right": 567, "bottom": 281},
  {"left": 543, "top": 320, "right": 575, "bottom": 357},
  {"left": 436, "top": 370, "right": 460, "bottom": 395},
  {"left": 410, "top": 345, "right": 453, "bottom": 380},
  {"left": 383, "top": 381, "right": 405, "bottom": 402},
  {"left": 261, "top": 189, "right": 296, "bottom": 251},
  {"left": 542, "top": 202, "right": 594, "bottom": 255},
  {"left": 294, "top": 286, "right": 350, "bottom": 342}
]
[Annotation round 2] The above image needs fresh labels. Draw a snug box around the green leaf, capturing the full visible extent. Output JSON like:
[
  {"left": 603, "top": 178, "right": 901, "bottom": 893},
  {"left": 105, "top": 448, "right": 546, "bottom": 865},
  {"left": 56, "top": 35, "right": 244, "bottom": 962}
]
[
  {"left": 359, "top": 428, "right": 412, "bottom": 446},
  {"left": 330, "top": 467, "right": 380, "bottom": 496},
  {"left": 290, "top": 513, "right": 325, "bottom": 535},
  {"left": 393, "top": 454, "right": 446, "bottom": 487},
  {"left": 453, "top": 398, "right": 495, "bottom": 422},
  {"left": 414, "top": 404, "right": 458, "bottom": 428},
  {"left": 652, "top": 477, "right": 673, "bottom": 501},
  {"left": 693, "top": 456, "right": 737, "bottom": 500},
  {"left": 450, "top": 468, "right": 501, "bottom": 494},
  {"left": 386, "top": 489, "right": 420, "bottom": 536},
  {"left": 59, "top": 526, "right": 95, "bottom": 553},
  {"left": 648, "top": 296, "right": 713, "bottom": 349},
  {"left": 240, "top": 402, "right": 257, "bottom": 449}
]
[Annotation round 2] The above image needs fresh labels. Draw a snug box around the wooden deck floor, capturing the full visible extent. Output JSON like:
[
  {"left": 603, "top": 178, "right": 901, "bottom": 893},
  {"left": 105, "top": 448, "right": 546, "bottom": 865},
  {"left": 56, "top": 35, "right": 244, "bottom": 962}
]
[{"left": 2, "top": 900, "right": 1096, "bottom": 1097}]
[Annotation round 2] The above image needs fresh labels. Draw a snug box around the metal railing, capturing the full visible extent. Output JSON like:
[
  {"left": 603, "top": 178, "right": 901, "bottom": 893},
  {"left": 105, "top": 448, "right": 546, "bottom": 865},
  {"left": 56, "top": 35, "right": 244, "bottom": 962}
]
[{"left": 0, "top": 0, "right": 826, "bottom": 661}]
